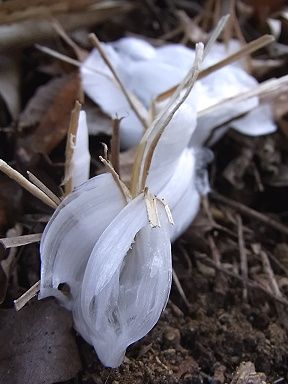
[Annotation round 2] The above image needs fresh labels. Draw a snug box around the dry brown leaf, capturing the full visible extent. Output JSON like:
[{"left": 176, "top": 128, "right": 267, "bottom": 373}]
[
  {"left": 0, "top": 299, "right": 82, "bottom": 384},
  {"left": 17, "top": 72, "right": 81, "bottom": 163}
]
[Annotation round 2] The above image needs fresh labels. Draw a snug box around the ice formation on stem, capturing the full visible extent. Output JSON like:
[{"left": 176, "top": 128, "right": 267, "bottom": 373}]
[{"left": 39, "top": 42, "right": 204, "bottom": 367}]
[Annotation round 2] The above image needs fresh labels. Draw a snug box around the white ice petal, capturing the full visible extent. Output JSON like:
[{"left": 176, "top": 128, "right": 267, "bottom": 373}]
[
  {"left": 80, "top": 46, "right": 146, "bottom": 148},
  {"left": 127, "top": 60, "right": 186, "bottom": 107},
  {"left": 71, "top": 110, "right": 90, "bottom": 189},
  {"left": 146, "top": 102, "right": 197, "bottom": 190},
  {"left": 40, "top": 173, "right": 126, "bottom": 307},
  {"left": 79, "top": 196, "right": 172, "bottom": 367},
  {"left": 112, "top": 37, "right": 156, "bottom": 60},
  {"left": 230, "top": 104, "right": 277, "bottom": 136},
  {"left": 156, "top": 43, "right": 195, "bottom": 72}
]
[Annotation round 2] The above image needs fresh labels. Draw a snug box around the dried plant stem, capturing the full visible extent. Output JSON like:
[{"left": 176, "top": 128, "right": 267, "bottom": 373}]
[
  {"left": 36, "top": 44, "right": 111, "bottom": 80},
  {"left": 51, "top": 18, "right": 87, "bottom": 61},
  {"left": 211, "top": 192, "right": 288, "bottom": 237},
  {"left": 144, "top": 188, "right": 160, "bottom": 228},
  {"left": 237, "top": 215, "right": 248, "bottom": 300},
  {"left": 64, "top": 100, "right": 81, "bottom": 195},
  {"left": 0, "top": 160, "right": 57, "bottom": 209},
  {"left": 260, "top": 251, "right": 282, "bottom": 298},
  {"left": 27, "top": 171, "right": 61, "bottom": 205},
  {"left": 0, "top": 233, "right": 42, "bottom": 249},
  {"left": 134, "top": 42, "right": 204, "bottom": 195},
  {"left": 110, "top": 118, "right": 120, "bottom": 175},
  {"left": 99, "top": 156, "right": 131, "bottom": 202},
  {"left": 14, "top": 280, "right": 40, "bottom": 311},
  {"left": 203, "top": 14, "right": 230, "bottom": 59},
  {"left": 208, "top": 235, "right": 221, "bottom": 267},
  {"left": 199, "top": 255, "right": 288, "bottom": 308},
  {"left": 89, "top": 33, "right": 148, "bottom": 130},
  {"left": 172, "top": 268, "right": 191, "bottom": 309}
]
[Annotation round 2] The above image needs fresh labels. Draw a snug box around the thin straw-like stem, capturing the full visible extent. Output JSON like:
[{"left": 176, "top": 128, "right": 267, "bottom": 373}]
[
  {"left": 0, "top": 233, "right": 42, "bottom": 249},
  {"left": 110, "top": 118, "right": 120, "bottom": 175},
  {"left": 64, "top": 100, "right": 81, "bottom": 195},
  {"left": 14, "top": 280, "right": 40, "bottom": 311},
  {"left": 139, "top": 43, "right": 204, "bottom": 193},
  {"left": 27, "top": 172, "right": 61, "bottom": 205},
  {"left": 0, "top": 160, "right": 57, "bottom": 209}
]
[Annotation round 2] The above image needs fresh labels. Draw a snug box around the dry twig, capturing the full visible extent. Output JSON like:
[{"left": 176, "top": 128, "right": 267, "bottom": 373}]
[
  {"left": 211, "top": 192, "right": 288, "bottom": 237},
  {"left": 0, "top": 233, "right": 42, "bottom": 249},
  {"left": 237, "top": 215, "right": 248, "bottom": 300},
  {"left": 14, "top": 280, "right": 40, "bottom": 311},
  {"left": 0, "top": 160, "right": 57, "bottom": 209}
]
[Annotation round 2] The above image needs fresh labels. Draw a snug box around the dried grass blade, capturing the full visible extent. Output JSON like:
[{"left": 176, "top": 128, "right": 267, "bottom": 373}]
[
  {"left": 14, "top": 280, "right": 40, "bottom": 311},
  {"left": 0, "top": 160, "right": 57, "bottom": 209},
  {"left": 198, "top": 34, "right": 274, "bottom": 80},
  {"left": 139, "top": 43, "right": 204, "bottom": 192},
  {"left": 27, "top": 171, "right": 61, "bottom": 205},
  {"left": 0, "top": 233, "right": 42, "bottom": 248},
  {"left": 99, "top": 156, "right": 131, "bottom": 202},
  {"left": 110, "top": 118, "right": 120, "bottom": 175},
  {"left": 64, "top": 100, "right": 81, "bottom": 195}
]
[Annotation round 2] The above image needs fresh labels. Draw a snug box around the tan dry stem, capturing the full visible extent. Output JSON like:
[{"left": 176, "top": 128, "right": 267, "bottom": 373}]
[
  {"left": 0, "top": 233, "right": 42, "bottom": 249},
  {"left": 27, "top": 171, "right": 61, "bottom": 205},
  {"left": 99, "top": 156, "right": 131, "bottom": 202},
  {"left": 14, "top": 280, "right": 40, "bottom": 311},
  {"left": 64, "top": 100, "right": 81, "bottom": 195},
  {"left": 0, "top": 160, "right": 57, "bottom": 209}
]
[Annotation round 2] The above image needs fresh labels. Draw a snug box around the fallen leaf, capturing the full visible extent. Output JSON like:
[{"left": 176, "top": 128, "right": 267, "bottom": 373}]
[
  {"left": 17, "top": 72, "right": 81, "bottom": 163},
  {"left": 0, "top": 299, "right": 82, "bottom": 384}
]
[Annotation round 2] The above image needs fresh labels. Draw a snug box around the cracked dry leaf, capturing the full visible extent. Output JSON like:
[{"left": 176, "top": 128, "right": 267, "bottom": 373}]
[
  {"left": 17, "top": 72, "right": 81, "bottom": 163},
  {"left": 0, "top": 299, "right": 81, "bottom": 384}
]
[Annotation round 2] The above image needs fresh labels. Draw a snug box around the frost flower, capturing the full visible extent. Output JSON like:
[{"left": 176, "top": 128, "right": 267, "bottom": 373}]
[{"left": 40, "top": 43, "right": 204, "bottom": 367}]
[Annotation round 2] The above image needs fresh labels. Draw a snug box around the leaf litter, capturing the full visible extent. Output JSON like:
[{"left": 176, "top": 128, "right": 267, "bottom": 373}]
[{"left": 0, "top": 0, "right": 288, "bottom": 383}]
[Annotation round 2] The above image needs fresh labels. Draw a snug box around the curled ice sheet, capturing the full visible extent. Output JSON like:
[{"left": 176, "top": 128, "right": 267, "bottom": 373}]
[
  {"left": 78, "top": 195, "right": 172, "bottom": 367},
  {"left": 230, "top": 104, "right": 277, "bottom": 136},
  {"left": 81, "top": 37, "right": 271, "bottom": 149},
  {"left": 40, "top": 173, "right": 126, "bottom": 308},
  {"left": 70, "top": 110, "right": 90, "bottom": 189},
  {"left": 147, "top": 102, "right": 197, "bottom": 191}
]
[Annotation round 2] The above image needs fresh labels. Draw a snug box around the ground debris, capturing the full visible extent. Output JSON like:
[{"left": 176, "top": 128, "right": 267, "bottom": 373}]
[
  {"left": 0, "top": 299, "right": 81, "bottom": 384},
  {"left": 230, "top": 362, "right": 266, "bottom": 384}
]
